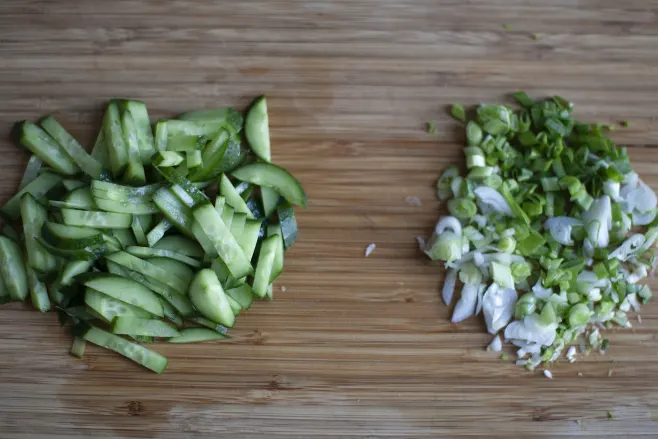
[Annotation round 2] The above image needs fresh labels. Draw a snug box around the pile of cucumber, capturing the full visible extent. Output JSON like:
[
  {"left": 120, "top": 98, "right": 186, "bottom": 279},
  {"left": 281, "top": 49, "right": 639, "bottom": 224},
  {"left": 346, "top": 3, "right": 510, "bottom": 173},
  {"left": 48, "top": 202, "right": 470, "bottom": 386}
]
[{"left": 0, "top": 96, "right": 306, "bottom": 373}]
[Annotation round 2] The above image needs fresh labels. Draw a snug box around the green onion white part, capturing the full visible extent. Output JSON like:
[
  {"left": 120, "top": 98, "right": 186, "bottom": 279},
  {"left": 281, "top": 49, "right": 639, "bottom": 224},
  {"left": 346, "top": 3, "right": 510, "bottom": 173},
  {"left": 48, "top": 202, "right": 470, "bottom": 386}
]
[{"left": 425, "top": 93, "right": 656, "bottom": 370}]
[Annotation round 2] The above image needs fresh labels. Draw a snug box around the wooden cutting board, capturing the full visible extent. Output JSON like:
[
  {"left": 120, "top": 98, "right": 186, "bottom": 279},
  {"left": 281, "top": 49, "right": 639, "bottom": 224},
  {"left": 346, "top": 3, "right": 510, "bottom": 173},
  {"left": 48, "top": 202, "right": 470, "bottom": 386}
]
[{"left": 1, "top": 1, "right": 657, "bottom": 437}]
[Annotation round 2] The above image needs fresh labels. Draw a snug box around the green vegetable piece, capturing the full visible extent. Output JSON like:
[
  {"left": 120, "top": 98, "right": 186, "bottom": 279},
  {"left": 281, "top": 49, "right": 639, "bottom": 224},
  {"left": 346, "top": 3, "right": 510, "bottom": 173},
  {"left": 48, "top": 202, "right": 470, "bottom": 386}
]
[{"left": 450, "top": 104, "right": 467, "bottom": 123}]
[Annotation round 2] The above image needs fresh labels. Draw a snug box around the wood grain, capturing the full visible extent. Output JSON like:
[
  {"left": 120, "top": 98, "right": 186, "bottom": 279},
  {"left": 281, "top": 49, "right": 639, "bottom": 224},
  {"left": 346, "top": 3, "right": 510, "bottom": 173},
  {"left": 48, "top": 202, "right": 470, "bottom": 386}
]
[{"left": 1, "top": 1, "right": 658, "bottom": 437}]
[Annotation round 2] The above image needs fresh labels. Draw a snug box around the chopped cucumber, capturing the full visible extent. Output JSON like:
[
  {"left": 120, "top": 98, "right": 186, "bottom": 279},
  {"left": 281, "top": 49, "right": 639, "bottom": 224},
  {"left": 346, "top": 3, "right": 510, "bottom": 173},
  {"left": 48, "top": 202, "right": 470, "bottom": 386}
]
[
  {"left": 105, "top": 251, "right": 188, "bottom": 294},
  {"left": 84, "top": 287, "right": 154, "bottom": 323},
  {"left": 64, "top": 187, "right": 97, "bottom": 210},
  {"left": 219, "top": 174, "right": 254, "bottom": 218},
  {"left": 278, "top": 200, "right": 299, "bottom": 249},
  {"left": 261, "top": 186, "right": 280, "bottom": 218},
  {"left": 152, "top": 187, "right": 195, "bottom": 237},
  {"left": 61, "top": 208, "right": 132, "bottom": 229},
  {"left": 146, "top": 219, "right": 173, "bottom": 247},
  {"left": 126, "top": 246, "right": 201, "bottom": 268},
  {"left": 27, "top": 267, "right": 51, "bottom": 312},
  {"left": 188, "top": 269, "right": 235, "bottom": 327},
  {"left": 15, "top": 121, "right": 80, "bottom": 175},
  {"left": 268, "top": 224, "right": 285, "bottom": 282},
  {"left": 232, "top": 163, "right": 307, "bottom": 208},
  {"left": 1, "top": 172, "right": 62, "bottom": 220},
  {"left": 0, "top": 236, "right": 28, "bottom": 301},
  {"left": 226, "top": 284, "right": 253, "bottom": 310},
  {"left": 252, "top": 235, "right": 278, "bottom": 298},
  {"left": 21, "top": 194, "right": 58, "bottom": 273},
  {"left": 80, "top": 273, "right": 164, "bottom": 317},
  {"left": 245, "top": 96, "right": 271, "bottom": 162},
  {"left": 153, "top": 235, "right": 204, "bottom": 258},
  {"left": 167, "top": 327, "right": 229, "bottom": 343},
  {"left": 112, "top": 317, "right": 181, "bottom": 338}
]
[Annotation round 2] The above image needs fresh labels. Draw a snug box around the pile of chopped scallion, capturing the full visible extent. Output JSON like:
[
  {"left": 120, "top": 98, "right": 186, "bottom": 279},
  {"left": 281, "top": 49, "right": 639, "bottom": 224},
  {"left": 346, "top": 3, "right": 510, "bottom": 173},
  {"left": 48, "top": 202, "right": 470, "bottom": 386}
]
[{"left": 424, "top": 92, "right": 656, "bottom": 370}]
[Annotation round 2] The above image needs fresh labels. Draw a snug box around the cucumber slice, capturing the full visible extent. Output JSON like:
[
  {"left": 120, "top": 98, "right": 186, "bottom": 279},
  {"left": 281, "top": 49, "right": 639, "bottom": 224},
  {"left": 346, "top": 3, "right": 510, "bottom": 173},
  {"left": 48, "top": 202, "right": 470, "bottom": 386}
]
[
  {"left": 15, "top": 121, "right": 80, "bottom": 175},
  {"left": 278, "top": 200, "right": 299, "bottom": 249},
  {"left": 112, "top": 229, "right": 137, "bottom": 248},
  {"left": 94, "top": 198, "right": 159, "bottom": 215},
  {"left": 152, "top": 187, "right": 194, "bottom": 237},
  {"left": 64, "top": 187, "right": 97, "bottom": 209},
  {"left": 154, "top": 120, "right": 167, "bottom": 152},
  {"left": 192, "top": 203, "right": 252, "bottom": 279},
  {"left": 74, "top": 324, "right": 168, "bottom": 373},
  {"left": 122, "top": 107, "right": 146, "bottom": 186},
  {"left": 123, "top": 100, "right": 155, "bottom": 162},
  {"left": 131, "top": 215, "right": 148, "bottom": 246},
  {"left": 36, "top": 236, "right": 108, "bottom": 260},
  {"left": 105, "top": 251, "right": 188, "bottom": 295},
  {"left": 178, "top": 107, "right": 243, "bottom": 132},
  {"left": 91, "top": 180, "right": 161, "bottom": 201},
  {"left": 232, "top": 163, "right": 307, "bottom": 208},
  {"left": 19, "top": 155, "right": 43, "bottom": 191},
  {"left": 60, "top": 259, "right": 94, "bottom": 286},
  {"left": 40, "top": 115, "right": 105, "bottom": 180},
  {"left": 91, "top": 126, "right": 109, "bottom": 167},
  {"left": 245, "top": 96, "right": 271, "bottom": 162},
  {"left": 1, "top": 172, "right": 62, "bottom": 220},
  {"left": 160, "top": 299, "right": 183, "bottom": 328},
  {"left": 112, "top": 317, "right": 181, "bottom": 338},
  {"left": 146, "top": 219, "right": 172, "bottom": 247},
  {"left": 167, "top": 327, "right": 229, "bottom": 343},
  {"left": 188, "top": 269, "right": 235, "bottom": 327},
  {"left": 156, "top": 167, "right": 209, "bottom": 207},
  {"left": 252, "top": 235, "right": 278, "bottom": 298},
  {"left": 70, "top": 337, "right": 86, "bottom": 359},
  {"left": 84, "top": 288, "right": 154, "bottom": 322},
  {"left": 0, "top": 236, "right": 28, "bottom": 301},
  {"left": 186, "top": 150, "right": 202, "bottom": 168},
  {"left": 230, "top": 213, "right": 247, "bottom": 241},
  {"left": 261, "top": 186, "right": 280, "bottom": 218},
  {"left": 61, "top": 209, "right": 132, "bottom": 229},
  {"left": 103, "top": 101, "right": 129, "bottom": 177},
  {"left": 21, "top": 194, "right": 58, "bottom": 273},
  {"left": 27, "top": 267, "right": 51, "bottom": 312},
  {"left": 126, "top": 246, "right": 201, "bottom": 268},
  {"left": 227, "top": 295, "right": 242, "bottom": 316},
  {"left": 267, "top": 224, "right": 284, "bottom": 282},
  {"left": 41, "top": 222, "right": 105, "bottom": 249},
  {"left": 219, "top": 174, "right": 254, "bottom": 219},
  {"left": 80, "top": 273, "right": 164, "bottom": 317},
  {"left": 153, "top": 235, "right": 204, "bottom": 258},
  {"left": 152, "top": 151, "right": 185, "bottom": 167},
  {"left": 226, "top": 284, "right": 253, "bottom": 310},
  {"left": 240, "top": 219, "right": 263, "bottom": 261},
  {"left": 146, "top": 257, "right": 194, "bottom": 289}
]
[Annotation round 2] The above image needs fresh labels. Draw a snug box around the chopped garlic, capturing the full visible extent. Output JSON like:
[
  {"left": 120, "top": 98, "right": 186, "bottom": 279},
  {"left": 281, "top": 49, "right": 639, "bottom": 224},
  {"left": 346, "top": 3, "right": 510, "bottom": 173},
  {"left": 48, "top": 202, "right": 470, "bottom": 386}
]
[
  {"left": 365, "top": 243, "right": 376, "bottom": 257},
  {"left": 543, "top": 370, "right": 553, "bottom": 379}
]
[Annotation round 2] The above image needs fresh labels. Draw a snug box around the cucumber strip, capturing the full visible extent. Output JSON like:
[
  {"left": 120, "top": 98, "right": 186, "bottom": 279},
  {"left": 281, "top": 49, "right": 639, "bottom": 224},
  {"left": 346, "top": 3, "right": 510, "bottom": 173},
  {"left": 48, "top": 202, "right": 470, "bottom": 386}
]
[
  {"left": 230, "top": 213, "right": 247, "bottom": 241},
  {"left": 60, "top": 259, "right": 94, "bottom": 286},
  {"left": 0, "top": 236, "right": 28, "bottom": 301},
  {"left": 186, "top": 150, "right": 202, "bottom": 168},
  {"left": 188, "top": 269, "right": 235, "bottom": 327},
  {"left": 266, "top": 284, "right": 273, "bottom": 300},
  {"left": 232, "top": 163, "right": 307, "bottom": 208},
  {"left": 131, "top": 215, "right": 148, "bottom": 246},
  {"left": 152, "top": 151, "right": 185, "bottom": 167},
  {"left": 156, "top": 167, "right": 208, "bottom": 206},
  {"left": 278, "top": 200, "right": 299, "bottom": 250},
  {"left": 178, "top": 107, "right": 243, "bottom": 131},
  {"left": 170, "top": 184, "right": 195, "bottom": 208},
  {"left": 62, "top": 179, "right": 86, "bottom": 192},
  {"left": 219, "top": 174, "right": 255, "bottom": 219},
  {"left": 167, "top": 136, "right": 202, "bottom": 152},
  {"left": 167, "top": 327, "right": 228, "bottom": 343},
  {"left": 80, "top": 274, "right": 164, "bottom": 317},
  {"left": 186, "top": 316, "right": 229, "bottom": 334},
  {"left": 19, "top": 155, "right": 43, "bottom": 191},
  {"left": 103, "top": 101, "right": 129, "bottom": 177},
  {"left": 40, "top": 115, "right": 105, "bottom": 179},
  {"left": 123, "top": 100, "right": 154, "bottom": 162},
  {"left": 267, "top": 224, "right": 284, "bottom": 282},
  {"left": 1, "top": 172, "right": 62, "bottom": 220},
  {"left": 193, "top": 136, "right": 246, "bottom": 182},
  {"left": 112, "top": 229, "right": 137, "bottom": 248},
  {"left": 112, "top": 317, "right": 181, "bottom": 338},
  {"left": 21, "top": 194, "right": 58, "bottom": 273},
  {"left": 244, "top": 95, "right": 271, "bottom": 162},
  {"left": 146, "top": 219, "right": 172, "bottom": 247},
  {"left": 36, "top": 236, "right": 108, "bottom": 260},
  {"left": 261, "top": 186, "right": 280, "bottom": 218},
  {"left": 226, "top": 284, "right": 254, "bottom": 310},
  {"left": 162, "top": 119, "right": 222, "bottom": 139},
  {"left": 252, "top": 235, "right": 278, "bottom": 298},
  {"left": 148, "top": 257, "right": 194, "bottom": 289},
  {"left": 154, "top": 121, "right": 167, "bottom": 152},
  {"left": 91, "top": 127, "right": 109, "bottom": 168},
  {"left": 61, "top": 208, "right": 132, "bottom": 229},
  {"left": 187, "top": 130, "right": 230, "bottom": 181},
  {"left": 240, "top": 219, "right": 263, "bottom": 260},
  {"left": 94, "top": 197, "right": 159, "bottom": 215},
  {"left": 152, "top": 187, "right": 194, "bottom": 237},
  {"left": 192, "top": 203, "right": 252, "bottom": 279},
  {"left": 70, "top": 337, "right": 86, "bottom": 359},
  {"left": 160, "top": 299, "right": 184, "bottom": 328},
  {"left": 227, "top": 295, "right": 242, "bottom": 316},
  {"left": 91, "top": 180, "right": 161, "bottom": 199},
  {"left": 106, "top": 261, "right": 195, "bottom": 316},
  {"left": 152, "top": 235, "right": 204, "bottom": 258},
  {"left": 64, "top": 187, "right": 97, "bottom": 210},
  {"left": 41, "top": 222, "right": 105, "bottom": 250},
  {"left": 85, "top": 287, "right": 153, "bottom": 322},
  {"left": 27, "top": 267, "right": 51, "bottom": 312},
  {"left": 74, "top": 324, "right": 168, "bottom": 373},
  {"left": 105, "top": 251, "right": 188, "bottom": 295},
  {"left": 15, "top": 121, "right": 80, "bottom": 175},
  {"left": 220, "top": 203, "right": 234, "bottom": 229},
  {"left": 126, "top": 246, "right": 201, "bottom": 268},
  {"left": 123, "top": 160, "right": 147, "bottom": 187}
]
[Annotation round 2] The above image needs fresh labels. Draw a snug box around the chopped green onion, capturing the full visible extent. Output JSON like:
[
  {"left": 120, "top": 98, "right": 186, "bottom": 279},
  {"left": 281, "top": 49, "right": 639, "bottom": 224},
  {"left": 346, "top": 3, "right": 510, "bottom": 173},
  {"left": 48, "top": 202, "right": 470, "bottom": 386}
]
[{"left": 450, "top": 104, "right": 467, "bottom": 123}]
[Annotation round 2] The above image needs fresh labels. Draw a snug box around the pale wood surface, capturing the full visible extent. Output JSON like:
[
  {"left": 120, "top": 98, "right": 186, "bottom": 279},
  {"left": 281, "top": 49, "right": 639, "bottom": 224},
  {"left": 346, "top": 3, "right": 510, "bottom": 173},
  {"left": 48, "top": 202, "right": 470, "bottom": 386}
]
[{"left": 1, "top": 1, "right": 658, "bottom": 438}]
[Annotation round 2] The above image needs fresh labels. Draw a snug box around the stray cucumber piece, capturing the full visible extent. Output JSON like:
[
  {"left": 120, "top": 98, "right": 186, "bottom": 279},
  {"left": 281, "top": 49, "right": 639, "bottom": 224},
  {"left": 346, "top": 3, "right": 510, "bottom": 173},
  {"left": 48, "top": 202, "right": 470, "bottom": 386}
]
[
  {"left": 261, "top": 186, "right": 280, "bottom": 218},
  {"left": 1, "top": 172, "right": 62, "bottom": 220},
  {"left": 0, "top": 236, "right": 28, "bottom": 301},
  {"left": 167, "top": 327, "right": 229, "bottom": 343},
  {"left": 74, "top": 324, "right": 168, "bottom": 373},
  {"left": 21, "top": 193, "right": 58, "bottom": 273},
  {"left": 27, "top": 267, "right": 51, "bottom": 312},
  {"left": 61, "top": 208, "right": 132, "bottom": 229},
  {"left": 126, "top": 246, "right": 201, "bottom": 268},
  {"left": 188, "top": 269, "right": 235, "bottom": 327},
  {"left": 153, "top": 235, "right": 204, "bottom": 258},
  {"left": 112, "top": 317, "right": 181, "bottom": 338},
  {"left": 15, "top": 121, "right": 80, "bottom": 175},
  {"left": 252, "top": 235, "right": 278, "bottom": 298},
  {"left": 245, "top": 96, "right": 271, "bottom": 162},
  {"left": 278, "top": 200, "right": 299, "bottom": 249},
  {"left": 232, "top": 162, "right": 307, "bottom": 208},
  {"left": 40, "top": 115, "right": 105, "bottom": 180},
  {"left": 80, "top": 273, "right": 164, "bottom": 317},
  {"left": 70, "top": 337, "right": 86, "bottom": 359},
  {"left": 219, "top": 174, "right": 254, "bottom": 219},
  {"left": 103, "top": 101, "right": 129, "bottom": 177}
]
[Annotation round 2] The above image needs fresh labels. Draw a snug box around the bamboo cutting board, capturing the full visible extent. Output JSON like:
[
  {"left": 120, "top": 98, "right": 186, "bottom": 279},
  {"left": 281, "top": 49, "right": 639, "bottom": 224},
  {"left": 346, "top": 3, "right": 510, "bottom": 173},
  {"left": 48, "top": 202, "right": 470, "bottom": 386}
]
[{"left": 1, "top": 1, "right": 658, "bottom": 438}]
